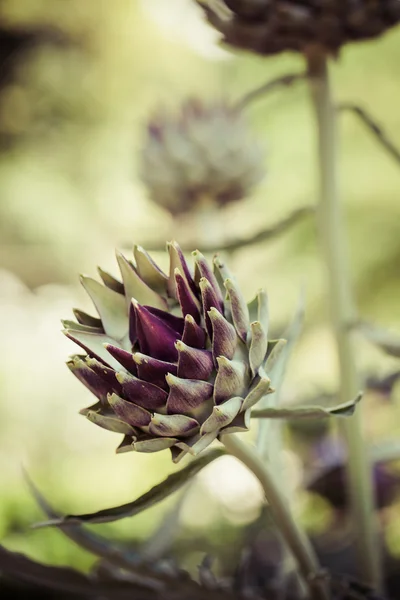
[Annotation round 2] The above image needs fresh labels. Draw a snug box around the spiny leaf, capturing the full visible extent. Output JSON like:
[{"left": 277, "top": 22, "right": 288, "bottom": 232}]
[
  {"left": 34, "top": 448, "right": 225, "bottom": 527},
  {"left": 355, "top": 320, "right": 400, "bottom": 358},
  {"left": 251, "top": 392, "right": 362, "bottom": 420}
]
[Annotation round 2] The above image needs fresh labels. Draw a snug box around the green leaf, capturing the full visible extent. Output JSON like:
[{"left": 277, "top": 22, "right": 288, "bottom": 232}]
[
  {"left": 356, "top": 320, "right": 400, "bottom": 358},
  {"left": 34, "top": 448, "right": 225, "bottom": 527},
  {"left": 25, "top": 471, "right": 142, "bottom": 567},
  {"left": 256, "top": 292, "right": 305, "bottom": 458},
  {"left": 251, "top": 392, "right": 362, "bottom": 420}
]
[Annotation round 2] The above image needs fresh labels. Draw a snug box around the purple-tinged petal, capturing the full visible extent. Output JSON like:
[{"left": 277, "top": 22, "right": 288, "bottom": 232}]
[
  {"left": 73, "top": 309, "right": 103, "bottom": 329},
  {"left": 175, "top": 268, "right": 201, "bottom": 324},
  {"left": 176, "top": 340, "right": 214, "bottom": 381},
  {"left": 167, "top": 241, "right": 197, "bottom": 298},
  {"left": 83, "top": 409, "right": 136, "bottom": 435},
  {"left": 193, "top": 250, "right": 224, "bottom": 310},
  {"left": 182, "top": 314, "right": 206, "bottom": 349},
  {"left": 200, "top": 278, "right": 224, "bottom": 338},
  {"left": 85, "top": 357, "right": 122, "bottom": 391},
  {"left": 133, "top": 301, "right": 179, "bottom": 362},
  {"left": 116, "top": 371, "right": 168, "bottom": 410},
  {"left": 133, "top": 437, "right": 178, "bottom": 453},
  {"left": 208, "top": 307, "right": 237, "bottom": 363},
  {"left": 80, "top": 275, "right": 128, "bottom": 341},
  {"left": 249, "top": 321, "right": 268, "bottom": 376},
  {"left": 221, "top": 409, "right": 251, "bottom": 434},
  {"left": 64, "top": 330, "right": 122, "bottom": 371},
  {"left": 224, "top": 278, "right": 250, "bottom": 343},
  {"left": 133, "top": 245, "right": 168, "bottom": 293},
  {"left": 145, "top": 306, "right": 185, "bottom": 335},
  {"left": 108, "top": 393, "right": 152, "bottom": 427},
  {"left": 67, "top": 357, "right": 113, "bottom": 404},
  {"left": 149, "top": 413, "right": 200, "bottom": 438},
  {"left": 105, "top": 344, "right": 137, "bottom": 375},
  {"left": 129, "top": 301, "right": 137, "bottom": 345},
  {"left": 200, "top": 396, "right": 242, "bottom": 435},
  {"left": 116, "top": 435, "right": 135, "bottom": 454},
  {"left": 214, "top": 356, "right": 248, "bottom": 404},
  {"left": 241, "top": 373, "right": 272, "bottom": 411},
  {"left": 166, "top": 373, "right": 213, "bottom": 414},
  {"left": 133, "top": 352, "right": 177, "bottom": 391},
  {"left": 116, "top": 251, "right": 167, "bottom": 310},
  {"left": 173, "top": 432, "right": 218, "bottom": 462}
]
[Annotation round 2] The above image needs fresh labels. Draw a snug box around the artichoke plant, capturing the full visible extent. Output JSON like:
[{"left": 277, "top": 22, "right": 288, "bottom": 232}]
[
  {"left": 65, "top": 242, "right": 275, "bottom": 463},
  {"left": 140, "top": 99, "right": 265, "bottom": 216},
  {"left": 198, "top": 0, "right": 400, "bottom": 56}
]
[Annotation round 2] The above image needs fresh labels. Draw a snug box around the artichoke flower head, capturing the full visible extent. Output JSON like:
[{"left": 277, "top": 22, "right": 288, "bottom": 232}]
[
  {"left": 65, "top": 242, "right": 275, "bottom": 463},
  {"left": 198, "top": 0, "right": 400, "bottom": 56}
]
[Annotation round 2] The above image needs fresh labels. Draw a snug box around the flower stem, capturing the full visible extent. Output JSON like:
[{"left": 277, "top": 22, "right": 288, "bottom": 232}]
[
  {"left": 221, "top": 433, "right": 329, "bottom": 600},
  {"left": 307, "top": 51, "right": 382, "bottom": 589}
]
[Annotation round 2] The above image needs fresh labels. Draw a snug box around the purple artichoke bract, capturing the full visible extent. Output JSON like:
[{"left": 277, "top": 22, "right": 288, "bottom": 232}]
[
  {"left": 65, "top": 242, "right": 273, "bottom": 462},
  {"left": 198, "top": 1, "right": 400, "bottom": 56}
]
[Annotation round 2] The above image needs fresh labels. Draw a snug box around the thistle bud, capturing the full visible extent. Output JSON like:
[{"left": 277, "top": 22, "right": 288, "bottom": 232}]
[{"left": 139, "top": 99, "right": 265, "bottom": 215}]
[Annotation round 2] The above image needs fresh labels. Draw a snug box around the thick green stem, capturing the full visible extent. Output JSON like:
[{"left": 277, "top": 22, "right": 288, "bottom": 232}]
[
  {"left": 221, "top": 433, "right": 329, "bottom": 600},
  {"left": 307, "top": 52, "right": 382, "bottom": 589}
]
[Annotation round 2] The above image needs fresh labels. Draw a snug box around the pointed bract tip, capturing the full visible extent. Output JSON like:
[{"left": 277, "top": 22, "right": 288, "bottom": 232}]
[
  {"left": 115, "top": 372, "right": 129, "bottom": 384},
  {"left": 165, "top": 372, "right": 177, "bottom": 385},
  {"left": 132, "top": 353, "right": 144, "bottom": 365},
  {"left": 199, "top": 277, "right": 210, "bottom": 290},
  {"left": 107, "top": 392, "right": 118, "bottom": 405}
]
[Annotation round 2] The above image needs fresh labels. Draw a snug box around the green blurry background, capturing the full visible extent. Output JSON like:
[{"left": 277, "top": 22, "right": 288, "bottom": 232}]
[{"left": 1, "top": 0, "right": 400, "bottom": 575}]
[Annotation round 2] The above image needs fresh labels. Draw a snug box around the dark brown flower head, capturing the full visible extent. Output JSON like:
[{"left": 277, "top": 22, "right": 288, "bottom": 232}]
[
  {"left": 65, "top": 242, "right": 275, "bottom": 462},
  {"left": 198, "top": 0, "right": 400, "bottom": 56},
  {"left": 140, "top": 99, "right": 265, "bottom": 216}
]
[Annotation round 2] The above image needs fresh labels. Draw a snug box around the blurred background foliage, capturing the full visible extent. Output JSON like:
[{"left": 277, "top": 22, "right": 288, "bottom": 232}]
[{"left": 1, "top": 0, "right": 400, "bottom": 579}]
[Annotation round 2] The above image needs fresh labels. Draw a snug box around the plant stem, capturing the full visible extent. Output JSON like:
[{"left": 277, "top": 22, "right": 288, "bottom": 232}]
[
  {"left": 221, "top": 433, "right": 329, "bottom": 600},
  {"left": 235, "top": 72, "right": 306, "bottom": 110},
  {"left": 307, "top": 52, "right": 382, "bottom": 589}
]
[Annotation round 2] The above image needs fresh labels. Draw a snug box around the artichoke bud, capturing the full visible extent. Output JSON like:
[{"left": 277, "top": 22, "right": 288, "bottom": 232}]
[
  {"left": 198, "top": 0, "right": 400, "bottom": 56},
  {"left": 65, "top": 243, "right": 277, "bottom": 463},
  {"left": 139, "top": 99, "right": 265, "bottom": 216}
]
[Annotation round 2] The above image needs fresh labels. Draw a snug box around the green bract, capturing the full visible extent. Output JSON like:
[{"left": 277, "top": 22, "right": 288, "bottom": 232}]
[{"left": 65, "top": 242, "right": 277, "bottom": 462}]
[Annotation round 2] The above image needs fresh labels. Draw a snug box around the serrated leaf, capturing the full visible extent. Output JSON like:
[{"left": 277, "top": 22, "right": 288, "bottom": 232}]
[
  {"left": 251, "top": 392, "right": 362, "bottom": 420},
  {"left": 34, "top": 448, "right": 225, "bottom": 527},
  {"left": 356, "top": 321, "right": 400, "bottom": 358}
]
